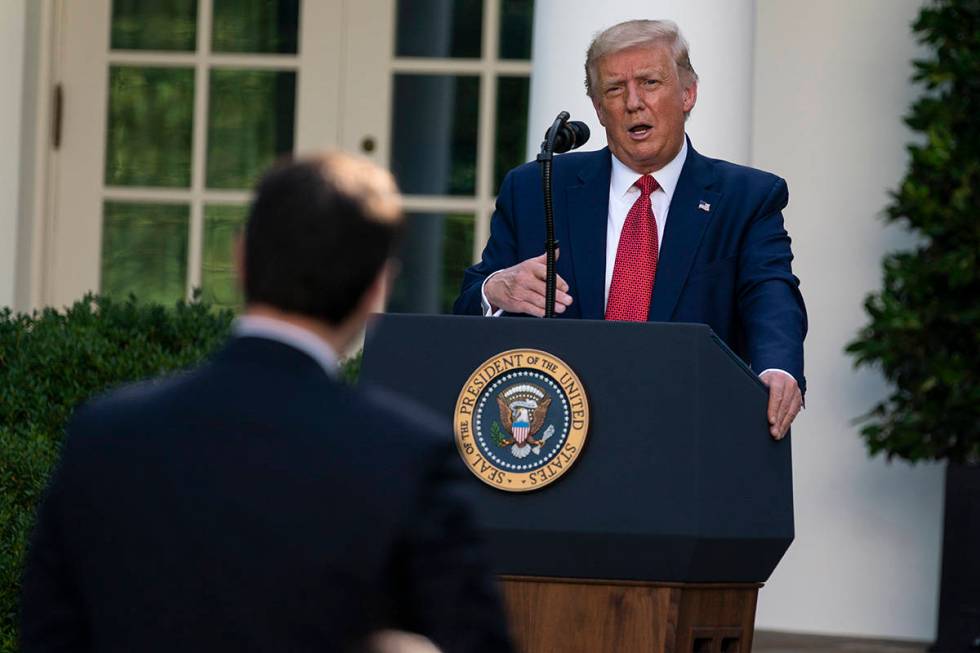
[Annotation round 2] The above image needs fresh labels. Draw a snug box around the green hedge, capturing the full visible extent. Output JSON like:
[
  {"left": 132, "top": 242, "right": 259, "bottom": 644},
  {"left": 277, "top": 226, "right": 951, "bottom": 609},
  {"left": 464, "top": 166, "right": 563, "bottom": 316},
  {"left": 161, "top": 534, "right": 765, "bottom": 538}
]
[
  {"left": 0, "top": 295, "right": 366, "bottom": 649},
  {"left": 0, "top": 295, "right": 233, "bottom": 651}
]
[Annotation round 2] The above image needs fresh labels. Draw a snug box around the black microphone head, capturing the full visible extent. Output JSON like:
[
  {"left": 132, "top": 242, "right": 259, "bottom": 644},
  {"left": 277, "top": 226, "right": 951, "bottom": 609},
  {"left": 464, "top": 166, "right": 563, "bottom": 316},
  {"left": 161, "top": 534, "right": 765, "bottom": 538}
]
[
  {"left": 551, "top": 120, "right": 591, "bottom": 154},
  {"left": 568, "top": 121, "right": 590, "bottom": 148}
]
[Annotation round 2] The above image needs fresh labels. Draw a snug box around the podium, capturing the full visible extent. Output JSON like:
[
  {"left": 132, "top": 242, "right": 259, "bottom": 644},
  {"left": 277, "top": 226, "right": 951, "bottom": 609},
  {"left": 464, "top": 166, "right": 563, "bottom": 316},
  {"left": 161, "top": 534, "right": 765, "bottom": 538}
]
[{"left": 361, "top": 314, "right": 794, "bottom": 653}]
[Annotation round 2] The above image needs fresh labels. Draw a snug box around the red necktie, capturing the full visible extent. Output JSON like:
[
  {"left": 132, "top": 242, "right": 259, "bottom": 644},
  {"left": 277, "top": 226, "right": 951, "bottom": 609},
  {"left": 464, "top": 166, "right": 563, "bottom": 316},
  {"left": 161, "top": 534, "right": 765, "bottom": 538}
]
[{"left": 605, "top": 175, "right": 659, "bottom": 321}]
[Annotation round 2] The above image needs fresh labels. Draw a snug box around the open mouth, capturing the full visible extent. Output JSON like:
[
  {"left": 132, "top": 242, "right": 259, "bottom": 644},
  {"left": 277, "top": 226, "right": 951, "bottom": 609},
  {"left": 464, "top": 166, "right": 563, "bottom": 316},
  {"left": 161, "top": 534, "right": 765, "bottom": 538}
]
[{"left": 628, "top": 124, "right": 652, "bottom": 138}]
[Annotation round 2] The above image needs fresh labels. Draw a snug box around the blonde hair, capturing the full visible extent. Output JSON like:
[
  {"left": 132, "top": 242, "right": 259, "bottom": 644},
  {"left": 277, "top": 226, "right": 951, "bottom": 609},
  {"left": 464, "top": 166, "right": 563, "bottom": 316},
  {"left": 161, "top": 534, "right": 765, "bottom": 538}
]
[{"left": 585, "top": 19, "right": 698, "bottom": 99}]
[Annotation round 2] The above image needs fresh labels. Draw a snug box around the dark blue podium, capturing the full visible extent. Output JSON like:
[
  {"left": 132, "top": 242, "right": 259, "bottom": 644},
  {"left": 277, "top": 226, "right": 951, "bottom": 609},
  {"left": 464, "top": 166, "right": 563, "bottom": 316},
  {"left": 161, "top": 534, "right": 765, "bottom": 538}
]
[{"left": 361, "top": 314, "right": 794, "bottom": 653}]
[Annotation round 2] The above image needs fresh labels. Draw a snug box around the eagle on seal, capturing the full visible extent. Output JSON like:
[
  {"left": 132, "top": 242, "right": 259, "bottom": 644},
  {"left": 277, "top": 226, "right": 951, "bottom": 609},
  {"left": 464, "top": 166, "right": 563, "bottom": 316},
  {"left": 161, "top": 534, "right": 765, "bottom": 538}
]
[{"left": 496, "top": 384, "right": 551, "bottom": 448}]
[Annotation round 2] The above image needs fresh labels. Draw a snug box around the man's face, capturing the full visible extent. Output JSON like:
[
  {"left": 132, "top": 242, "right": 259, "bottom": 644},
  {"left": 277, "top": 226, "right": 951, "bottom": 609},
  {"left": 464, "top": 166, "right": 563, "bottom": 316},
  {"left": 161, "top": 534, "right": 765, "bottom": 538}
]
[{"left": 591, "top": 44, "right": 697, "bottom": 173}]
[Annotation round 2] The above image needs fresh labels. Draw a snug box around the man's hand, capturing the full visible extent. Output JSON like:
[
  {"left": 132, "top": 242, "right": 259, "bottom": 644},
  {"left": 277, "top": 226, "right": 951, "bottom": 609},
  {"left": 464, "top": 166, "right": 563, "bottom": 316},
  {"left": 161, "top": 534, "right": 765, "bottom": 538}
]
[
  {"left": 368, "top": 631, "right": 442, "bottom": 653},
  {"left": 484, "top": 251, "right": 573, "bottom": 317},
  {"left": 760, "top": 371, "right": 802, "bottom": 440}
]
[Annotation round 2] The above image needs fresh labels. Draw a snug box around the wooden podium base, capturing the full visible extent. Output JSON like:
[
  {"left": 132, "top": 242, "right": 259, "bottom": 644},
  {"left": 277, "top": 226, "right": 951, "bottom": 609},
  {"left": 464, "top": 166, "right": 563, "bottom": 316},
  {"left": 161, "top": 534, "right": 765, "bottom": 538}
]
[{"left": 501, "top": 576, "right": 761, "bottom": 653}]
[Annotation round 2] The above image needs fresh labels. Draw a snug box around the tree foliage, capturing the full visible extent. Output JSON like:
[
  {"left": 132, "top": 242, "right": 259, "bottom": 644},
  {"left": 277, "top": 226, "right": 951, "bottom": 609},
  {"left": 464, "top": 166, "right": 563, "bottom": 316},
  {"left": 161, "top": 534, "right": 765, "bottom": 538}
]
[{"left": 846, "top": 0, "right": 980, "bottom": 464}]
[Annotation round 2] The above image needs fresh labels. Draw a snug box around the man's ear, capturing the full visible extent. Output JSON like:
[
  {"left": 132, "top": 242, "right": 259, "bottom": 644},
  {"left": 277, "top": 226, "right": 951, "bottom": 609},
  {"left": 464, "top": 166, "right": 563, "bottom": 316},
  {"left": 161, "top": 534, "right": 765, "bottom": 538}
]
[
  {"left": 234, "top": 233, "right": 246, "bottom": 292},
  {"left": 682, "top": 80, "right": 698, "bottom": 113}
]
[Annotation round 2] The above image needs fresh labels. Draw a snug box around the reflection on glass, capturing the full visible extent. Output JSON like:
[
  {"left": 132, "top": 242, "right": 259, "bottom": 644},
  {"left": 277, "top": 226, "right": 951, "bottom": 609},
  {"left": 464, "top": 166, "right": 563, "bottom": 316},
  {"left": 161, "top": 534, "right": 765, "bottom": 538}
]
[
  {"left": 391, "top": 75, "right": 478, "bottom": 196},
  {"left": 201, "top": 204, "right": 247, "bottom": 310},
  {"left": 499, "top": 0, "right": 534, "bottom": 60},
  {"left": 494, "top": 76, "right": 531, "bottom": 191},
  {"left": 207, "top": 69, "right": 296, "bottom": 189},
  {"left": 389, "top": 212, "right": 474, "bottom": 314},
  {"left": 396, "top": 0, "right": 483, "bottom": 58},
  {"left": 111, "top": 0, "right": 198, "bottom": 51},
  {"left": 106, "top": 66, "right": 195, "bottom": 187},
  {"left": 101, "top": 202, "right": 189, "bottom": 305},
  {"left": 212, "top": 0, "right": 300, "bottom": 53}
]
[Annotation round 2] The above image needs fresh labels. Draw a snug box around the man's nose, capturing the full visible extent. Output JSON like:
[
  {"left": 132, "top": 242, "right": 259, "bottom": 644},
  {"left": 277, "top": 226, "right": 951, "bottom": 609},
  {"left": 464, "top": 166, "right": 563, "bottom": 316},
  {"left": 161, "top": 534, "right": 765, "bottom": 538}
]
[{"left": 625, "top": 82, "right": 643, "bottom": 111}]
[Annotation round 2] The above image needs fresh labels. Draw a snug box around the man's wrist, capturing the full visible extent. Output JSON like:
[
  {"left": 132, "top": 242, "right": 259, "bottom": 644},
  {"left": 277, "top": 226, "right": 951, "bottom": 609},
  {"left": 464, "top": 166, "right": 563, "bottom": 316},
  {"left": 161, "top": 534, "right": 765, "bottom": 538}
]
[
  {"left": 480, "top": 273, "right": 504, "bottom": 317},
  {"left": 758, "top": 368, "right": 795, "bottom": 382}
]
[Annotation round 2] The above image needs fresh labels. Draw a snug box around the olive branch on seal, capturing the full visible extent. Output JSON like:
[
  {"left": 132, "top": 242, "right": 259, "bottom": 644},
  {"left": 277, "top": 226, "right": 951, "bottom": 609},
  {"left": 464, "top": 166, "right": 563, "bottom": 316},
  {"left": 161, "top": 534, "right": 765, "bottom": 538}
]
[{"left": 490, "top": 421, "right": 507, "bottom": 447}]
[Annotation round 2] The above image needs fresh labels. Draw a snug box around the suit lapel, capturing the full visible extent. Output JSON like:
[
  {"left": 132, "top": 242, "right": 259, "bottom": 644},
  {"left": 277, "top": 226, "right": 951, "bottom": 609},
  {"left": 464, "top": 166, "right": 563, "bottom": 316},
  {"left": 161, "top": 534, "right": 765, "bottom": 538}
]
[
  {"left": 565, "top": 149, "right": 612, "bottom": 320},
  {"left": 648, "top": 142, "right": 720, "bottom": 322}
]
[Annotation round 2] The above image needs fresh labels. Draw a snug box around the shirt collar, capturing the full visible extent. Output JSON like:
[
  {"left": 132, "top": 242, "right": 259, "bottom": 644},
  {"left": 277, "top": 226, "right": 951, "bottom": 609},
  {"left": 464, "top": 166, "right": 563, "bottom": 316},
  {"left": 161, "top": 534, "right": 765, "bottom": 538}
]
[
  {"left": 609, "top": 136, "right": 688, "bottom": 201},
  {"left": 233, "top": 314, "right": 340, "bottom": 378}
]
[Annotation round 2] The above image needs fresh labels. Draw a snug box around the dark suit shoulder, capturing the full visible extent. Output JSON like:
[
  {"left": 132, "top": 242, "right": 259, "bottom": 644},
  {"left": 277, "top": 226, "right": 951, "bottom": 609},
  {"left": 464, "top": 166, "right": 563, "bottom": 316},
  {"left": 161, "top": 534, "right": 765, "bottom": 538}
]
[
  {"left": 701, "top": 154, "right": 786, "bottom": 194},
  {"left": 68, "top": 368, "right": 198, "bottom": 439},
  {"left": 694, "top": 153, "right": 788, "bottom": 215}
]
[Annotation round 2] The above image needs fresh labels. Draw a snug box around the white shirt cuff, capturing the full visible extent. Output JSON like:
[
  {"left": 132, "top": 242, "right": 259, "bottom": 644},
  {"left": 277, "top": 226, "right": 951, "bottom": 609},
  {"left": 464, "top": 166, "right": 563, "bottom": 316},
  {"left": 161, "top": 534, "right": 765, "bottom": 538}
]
[
  {"left": 480, "top": 272, "right": 504, "bottom": 317},
  {"left": 758, "top": 368, "right": 795, "bottom": 382}
]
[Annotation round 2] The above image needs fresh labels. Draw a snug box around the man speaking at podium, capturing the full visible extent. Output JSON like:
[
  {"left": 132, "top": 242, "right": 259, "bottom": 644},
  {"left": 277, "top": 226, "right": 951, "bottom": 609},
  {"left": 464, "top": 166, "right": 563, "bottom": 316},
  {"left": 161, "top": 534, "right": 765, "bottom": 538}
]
[{"left": 454, "top": 19, "right": 807, "bottom": 440}]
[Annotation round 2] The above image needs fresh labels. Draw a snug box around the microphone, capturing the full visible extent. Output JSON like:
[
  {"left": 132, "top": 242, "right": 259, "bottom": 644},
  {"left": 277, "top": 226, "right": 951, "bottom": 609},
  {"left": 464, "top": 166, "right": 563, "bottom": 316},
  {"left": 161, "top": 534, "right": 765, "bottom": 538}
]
[
  {"left": 536, "top": 111, "right": 589, "bottom": 318},
  {"left": 547, "top": 121, "right": 590, "bottom": 154}
]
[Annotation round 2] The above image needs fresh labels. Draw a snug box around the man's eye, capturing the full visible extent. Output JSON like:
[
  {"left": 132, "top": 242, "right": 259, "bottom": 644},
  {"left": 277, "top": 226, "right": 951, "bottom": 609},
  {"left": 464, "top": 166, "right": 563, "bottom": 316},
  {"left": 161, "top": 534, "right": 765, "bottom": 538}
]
[
  {"left": 644, "top": 79, "right": 659, "bottom": 87},
  {"left": 605, "top": 86, "right": 623, "bottom": 96}
]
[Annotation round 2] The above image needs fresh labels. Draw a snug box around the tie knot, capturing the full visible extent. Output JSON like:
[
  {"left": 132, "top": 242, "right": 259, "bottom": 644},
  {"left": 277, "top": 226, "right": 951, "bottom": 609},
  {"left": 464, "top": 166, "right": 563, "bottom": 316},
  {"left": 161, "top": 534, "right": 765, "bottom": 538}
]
[{"left": 634, "top": 175, "right": 659, "bottom": 195}]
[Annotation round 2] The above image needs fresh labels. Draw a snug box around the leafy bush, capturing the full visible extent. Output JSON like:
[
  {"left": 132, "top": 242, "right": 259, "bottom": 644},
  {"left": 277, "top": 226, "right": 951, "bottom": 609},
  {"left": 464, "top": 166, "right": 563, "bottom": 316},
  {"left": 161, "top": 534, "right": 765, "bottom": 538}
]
[
  {"left": 846, "top": 0, "right": 979, "bottom": 464},
  {"left": 0, "top": 295, "right": 234, "bottom": 651}
]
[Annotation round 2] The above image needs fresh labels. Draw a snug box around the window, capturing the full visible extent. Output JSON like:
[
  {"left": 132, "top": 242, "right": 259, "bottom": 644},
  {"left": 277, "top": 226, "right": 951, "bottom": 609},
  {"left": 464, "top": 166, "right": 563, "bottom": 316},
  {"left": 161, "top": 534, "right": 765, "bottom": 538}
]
[{"left": 387, "top": 0, "right": 534, "bottom": 314}]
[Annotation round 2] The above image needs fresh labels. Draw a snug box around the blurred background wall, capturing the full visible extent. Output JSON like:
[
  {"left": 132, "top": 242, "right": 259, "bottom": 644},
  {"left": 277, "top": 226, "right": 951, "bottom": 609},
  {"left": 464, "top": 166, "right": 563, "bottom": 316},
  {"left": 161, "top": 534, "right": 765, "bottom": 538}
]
[{"left": 751, "top": 0, "right": 943, "bottom": 640}]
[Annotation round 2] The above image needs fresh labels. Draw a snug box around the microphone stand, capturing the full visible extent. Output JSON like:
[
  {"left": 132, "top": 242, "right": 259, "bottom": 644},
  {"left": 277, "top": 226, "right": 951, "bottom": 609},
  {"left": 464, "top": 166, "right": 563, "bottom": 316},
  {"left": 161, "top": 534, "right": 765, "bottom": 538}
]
[{"left": 536, "top": 111, "right": 570, "bottom": 319}]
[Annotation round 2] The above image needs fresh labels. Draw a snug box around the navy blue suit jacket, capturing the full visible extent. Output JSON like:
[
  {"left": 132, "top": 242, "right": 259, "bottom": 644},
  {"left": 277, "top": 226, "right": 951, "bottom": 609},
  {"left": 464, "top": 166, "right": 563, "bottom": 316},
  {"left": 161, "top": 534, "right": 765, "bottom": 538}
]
[
  {"left": 21, "top": 337, "right": 513, "bottom": 653},
  {"left": 454, "top": 141, "right": 807, "bottom": 392}
]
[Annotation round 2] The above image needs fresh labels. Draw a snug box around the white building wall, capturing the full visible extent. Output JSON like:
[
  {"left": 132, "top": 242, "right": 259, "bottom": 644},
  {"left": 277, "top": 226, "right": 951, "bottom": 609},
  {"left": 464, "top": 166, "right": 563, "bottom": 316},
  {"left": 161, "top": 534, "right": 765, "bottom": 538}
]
[
  {"left": 530, "top": 0, "right": 946, "bottom": 642},
  {"left": 0, "top": 0, "right": 27, "bottom": 310},
  {"left": 752, "top": 0, "right": 944, "bottom": 641}
]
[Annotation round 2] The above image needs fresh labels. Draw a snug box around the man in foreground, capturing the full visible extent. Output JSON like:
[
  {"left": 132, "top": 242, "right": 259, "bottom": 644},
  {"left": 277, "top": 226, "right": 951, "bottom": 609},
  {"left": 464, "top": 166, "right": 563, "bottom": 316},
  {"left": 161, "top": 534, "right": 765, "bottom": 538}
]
[
  {"left": 21, "top": 153, "right": 513, "bottom": 652},
  {"left": 454, "top": 19, "right": 807, "bottom": 439}
]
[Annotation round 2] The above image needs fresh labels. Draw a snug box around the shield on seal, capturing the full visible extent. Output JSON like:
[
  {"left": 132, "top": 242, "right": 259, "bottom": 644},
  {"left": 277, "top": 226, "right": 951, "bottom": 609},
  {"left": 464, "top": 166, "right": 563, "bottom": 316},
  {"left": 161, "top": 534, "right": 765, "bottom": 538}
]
[{"left": 512, "top": 420, "right": 530, "bottom": 444}]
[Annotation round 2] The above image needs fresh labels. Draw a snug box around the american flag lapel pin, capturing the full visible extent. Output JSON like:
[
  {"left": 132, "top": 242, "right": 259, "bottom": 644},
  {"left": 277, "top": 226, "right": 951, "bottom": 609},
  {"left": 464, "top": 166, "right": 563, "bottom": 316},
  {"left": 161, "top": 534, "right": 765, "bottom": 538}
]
[{"left": 698, "top": 200, "right": 711, "bottom": 212}]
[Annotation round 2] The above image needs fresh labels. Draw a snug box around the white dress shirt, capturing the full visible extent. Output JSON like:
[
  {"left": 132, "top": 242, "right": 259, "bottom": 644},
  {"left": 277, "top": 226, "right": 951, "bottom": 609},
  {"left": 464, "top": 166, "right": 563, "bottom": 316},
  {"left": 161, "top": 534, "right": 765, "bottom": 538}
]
[
  {"left": 604, "top": 139, "right": 687, "bottom": 308},
  {"left": 233, "top": 314, "right": 339, "bottom": 378}
]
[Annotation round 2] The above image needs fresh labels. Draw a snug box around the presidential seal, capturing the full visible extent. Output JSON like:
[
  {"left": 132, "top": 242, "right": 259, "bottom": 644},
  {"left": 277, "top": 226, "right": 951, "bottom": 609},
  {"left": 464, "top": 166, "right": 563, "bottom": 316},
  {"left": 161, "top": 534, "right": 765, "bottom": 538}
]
[{"left": 453, "top": 349, "right": 589, "bottom": 492}]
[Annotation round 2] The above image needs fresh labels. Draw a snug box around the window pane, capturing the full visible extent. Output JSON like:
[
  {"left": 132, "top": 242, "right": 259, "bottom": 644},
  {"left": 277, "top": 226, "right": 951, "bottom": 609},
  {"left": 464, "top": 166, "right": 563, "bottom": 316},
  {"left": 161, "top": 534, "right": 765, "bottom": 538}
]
[
  {"left": 212, "top": 0, "right": 300, "bottom": 54},
  {"left": 111, "top": 0, "right": 198, "bottom": 51},
  {"left": 101, "top": 201, "right": 189, "bottom": 304},
  {"left": 499, "top": 0, "right": 534, "bottom": 60},
  {"left": 106, "top": 66, "right": 195, "bottom": 187},
  {"left": 395, "top": 0, "right": 482, "bottom": 58},
  {"left": 389, "top": 212, "right": 474, "bottom": 314},
  {"left": 201, "top": 204, "right": 247, "bottom": 310},
  {"left": 391, "top": 75, "right": 478, "bottom": 196},
  {"left": 494, "top": 76, "right": 531, "bottom": 192},
  {"left": 206, "top": 69, "right": 296, "bottom": 189}
]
